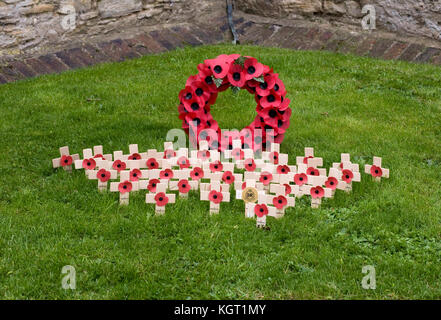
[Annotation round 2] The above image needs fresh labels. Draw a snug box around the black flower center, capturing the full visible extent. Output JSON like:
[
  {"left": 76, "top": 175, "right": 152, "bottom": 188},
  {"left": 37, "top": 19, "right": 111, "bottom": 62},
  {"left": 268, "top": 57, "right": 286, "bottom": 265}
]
[
  {"left": 264, "top": 176, "right": 268, "bottom": 180},
  {"left": 194, "top": 118, "right": 201, "bottom": 126},
  {"left": 123, "top": 185, "right": 127, "bottom": 189},
  {"left": 185, "top": 92, "right": 192, "bottom": 100},
  {"left": 278, "top": 199, "right": 282, "bottom": 204},
  {"left": 310, "top": 171, "right": 315, "bottom": 175},
  {"left": 213, "top": 195, "right": 217, "bottom": 199},
  {"left": 195, "top": 88, "right": 203, "bottom": 96},
  {"left": 214, "top": 65, "right": 222, "bottom": 74},
  {"left": 247, "top": 66, "right": 255, "bottom": 75},
  {"left": 133, "top": 173, "right": 137, "bottom": 177},
  {"left": 233, "top": 72, "right": 241, "bottom": 81},
  {"left": 195, "top": 172, "right": 199, "bottom": 176},
  {"left": 159, "top": 197, "right": 163, "bottom": 201},
  {"left": 191, "top": 102, "right": 199, "bottom": 111},
  {"left": 117, "top": 164, "right": 121, "bottom": 168},
  {"left": 182, "top": 184, "right": 186, "bottom": 188},
  {"left": 330, "top": 181, "right": 334, "bottom": 185},
  {"left": 315, "top": 190, "right": 319, "bottom": 194},
  {"left": 87, "top": 162, "right": 91, "bottom": 166},
  {"left": 101, "top": 174, "right": 105, "bottom": 177},
  {"left": 299, "top": 177, "right": 303, "bottom": 181},
  {"left": 278, "top": 120, "right": 284, "bottom": 128},
  {"left": 226, "top": 176, "right": 230, "bottom": 180},
  {"left": 260, "top": 208, "right": 264, "bottom": 212},
  {"left": 375, "top": 170, "right": 379, "bottom": 174},
  {"left": 259, "top": 82, "right": 268, "bottom": 90},
  {"left": 269, "top": 110, "right": 277, "bottom": 118},
  {"left": 205, "top": 76, "right": 213, "bottom": 85},
  {"left": 165, "top": 173, "right": 169, "bottom": 177},
  {"left": 274, "top": 84, "right": 279, "bottom": 91},
  {"left": 151, "top": 162, "right": 155, "bottom": 166},
  {"left": 267, "top": 95, "right": 275, "bottom": 102}
]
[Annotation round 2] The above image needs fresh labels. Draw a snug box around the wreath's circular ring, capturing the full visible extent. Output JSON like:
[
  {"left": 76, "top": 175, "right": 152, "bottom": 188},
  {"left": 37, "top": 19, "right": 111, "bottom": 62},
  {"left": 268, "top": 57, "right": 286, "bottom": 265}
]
[{"left": 178, "top": 54, "right": 292, "bottom": 151}]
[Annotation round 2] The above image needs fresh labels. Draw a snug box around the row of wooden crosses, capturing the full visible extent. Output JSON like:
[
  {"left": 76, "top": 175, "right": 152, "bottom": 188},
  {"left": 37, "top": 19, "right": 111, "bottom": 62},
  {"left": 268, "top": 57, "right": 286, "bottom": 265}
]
[{"left": 52, "top": 140, "right": 389, "bottom": 228}]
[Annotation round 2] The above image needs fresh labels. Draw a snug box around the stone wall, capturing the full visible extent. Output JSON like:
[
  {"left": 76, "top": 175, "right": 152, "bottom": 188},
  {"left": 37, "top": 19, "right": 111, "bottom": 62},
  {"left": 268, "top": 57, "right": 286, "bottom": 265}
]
[
  {"left": 236, "top": 0, "right": 441, "bottom": 42},
  {"left": 0, "top": 0, "right": 221, "bottom": 59},
  {"left": 1, "top": 0, "right": 440, "bottom": 61}
]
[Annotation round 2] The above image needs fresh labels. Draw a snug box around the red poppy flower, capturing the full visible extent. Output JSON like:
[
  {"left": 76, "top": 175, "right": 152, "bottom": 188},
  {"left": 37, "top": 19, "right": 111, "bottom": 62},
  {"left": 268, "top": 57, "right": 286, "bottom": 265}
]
[
  {"left": 60, "top": 155, "right": 73, "bottom": 166},
  {"left": 307, "top": 167, "right": 320, "bottom": 176},
  {"left": 303, "top": 156, "right": 313, "bottom": 164},
  {"left": 197, "top": 150, "right": 210, "bottom": 161},
  {"left": 277, "top": 165, "right": 290, "bottom": 174},
  {"left": 371, "top": 165, "right": 383, "bottom": 177},
  {"left": 188, "top": 79, "right": 211, "bottom": 101},
  {"left": 197, "top": 63, "right": 217, "bottom": 92},
  {"left": 254, "top": 204, "right": 268, "bottom": 217},
  {"left": 82, "top": 158, "right": 96, "bottom": 170},
  {"left": 284, "top": 184, "right": 292, "bottom": 195},
  {"left": 147, "top": 179, "right": 160, "bottom": 192},
  {"left": 130, "top": 168, "right": 142, "bottom": 181},
  {"left": 177, "top": 156, "right": 190, "bottom": 169},
  {"left": 232, "top": 148, "right": 244, "bottom": 160},
  {"left": 294, "top": 173, "right": 308, "bottom": 186},
  {"left": 163, "top": 149, "right": 176, "bottom": 159},
  {"left": 97, "top": 169, "right": 111, "bottom": 182},
  {"left": 269, "top": 151, "right": 279, "bottom": 164},
  {"left": 222, "top": 171, "right": 235, "bottom": 184},
  {"left": 244, "top": 57, "right": 264, "bottom": 80},
  {"left": 204, "top": 54, "right": 230, "bottom": 79},
  {"left": 118, "top": 181, "right": 132, "bottom": 194},
  {"left": 179, "top": 85, "right": 196, "bottom": 103},
  {"left": 182, "top": 94, "right": 205, "bottom": 113},
  {"left": 258, "top": 107, "right": 281, "bottom": 128},
  {"left": 273, "top": 195, "right": 287, "bottom": 209},
  {"left": 241, "top": 181, "right": 247, "bottom": 190},
  {"left": 244, "top": 158, "right": 256, "bottom": 171},
  {"left": 259, "top": 171, "right": 273, "bottom": 186},
  {"left": 208, "top": 190, "right": 223, "bottom": 204},
  {"left": 273, "top": 77, "right": 286, "bottom": 96},
  {"left": 112, "top": 160, "right": 126, "bottom": 172},
  {"left": 325, "top": 177, "right": 338, "bottom": 190},
  {"left": 155, "top": 192, "right": 169, "bottom": 207},
  {"left": 128, "top": 153, "right": 141, "bottom": 160},
  {"left": 342, "top": 169, "right": 354, "bottom": 183},
  {"left": 260, "top": 91, "right": 282, "bottom": 108},
  {"left": 310, "top": 186, "right": 325, "bottom": 199},
  {"left": 209, "top": 161, "right": 223, "bottom": 173},
  {"left": 94, "top": 154, "right": 105, "bottom": 160},
  {"left": 227, "top": 64, "right": 246, "bottom": 87},
  {"left": 178, "top": 179, "right": 191, "bottom": 193},
  {"left": 146, "top": 158, "right": 159, "bottom": 169},
  {"left": 160, "top": 169, "right": 174, "bottom": 180},
  {"left": 190, "top": 167, "right": 204, "bottom": 180},
  {"left": 255, "top": 74, "right": 276, "bottom": 96}
]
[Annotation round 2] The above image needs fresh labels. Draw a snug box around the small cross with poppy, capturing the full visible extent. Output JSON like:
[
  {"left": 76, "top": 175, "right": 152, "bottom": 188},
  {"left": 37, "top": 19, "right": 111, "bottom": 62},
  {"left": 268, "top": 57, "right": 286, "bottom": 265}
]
[
  {"left": 86, "top": 159, "right": 117, "bottom": 192},
  {"left": 200, "top": 180, "right": 230, "bottom": 214},
  {"left": 295, "top": 147, "right": 323, "bottom": 168},
  {"left": 340, "top": 162, "right": 361, "bottom": 192},
  {"left": 365, "top": 156, "right": 389, "bottom": 182},
  {"left": 332, "top": 153, "right": 359, "bottom": 173},
  {"left": 267, "top": 184, "right": 295, "bottom": 217},
  {"left": 168, "top": 169, "right": 198, "bottom": 198},
  {"left": 145, "top": 182, "right": 176, "bottom": 215},
  {"left": 52, "top": 146, "right": 80, "bottom": 173},
  {"left": 109, "top": 171, "right": 140, "bottom": 205}
]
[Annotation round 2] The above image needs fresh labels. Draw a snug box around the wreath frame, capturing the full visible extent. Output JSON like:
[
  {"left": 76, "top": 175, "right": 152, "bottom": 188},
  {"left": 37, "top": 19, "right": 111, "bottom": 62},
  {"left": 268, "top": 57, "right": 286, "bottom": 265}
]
[{"left": 178, "top": 54, "right": 292, "bottom": 152}]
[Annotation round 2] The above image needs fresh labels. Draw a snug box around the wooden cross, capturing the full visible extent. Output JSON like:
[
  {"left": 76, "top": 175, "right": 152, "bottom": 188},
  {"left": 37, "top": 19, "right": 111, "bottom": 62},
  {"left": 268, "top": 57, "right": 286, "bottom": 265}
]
[
  {"left": 86, "top": 159, "right": 117, "bottom": 191},
  {"left": 266, "top": 183, "right": 295, "bottom": 218},
  {"left": 52, "top": 146, "right": 79, "bottom": 172},
  {"left": 168, "top": 169, "right": 198, "bottom": 198},
  {"left": 109, "top": 171, "right": 139, "bottom": 205},
  {"left": 200, "top": 180, "right": 230, "bottom": 214},
  {"left": 301, "top": 183, "right": 333, "bottom": 208},
  {"left": 327, "top": 167, "right": 349, "bottom": 196},
  {"left": 296, "top": 147, "right": 323, "bottom": 167},
  {"left": 113, "top": 144, "right": 147, "bottom": 162},
  {"left": 340, "top": 162, "right": 361, "bottom": 192},
  {"left": 365, "top": 156, "right": 389, "bottom": 182},
  {"left": 145, "top": 182, "right": 176, "bottom": 215},
  {"left": 236, "top": 179, "right": 267, "bottom": 218},
  {"left": 332, "top": 153, "right": 359, "bottom": 173},
  {"left": 248, "top": 192, "right": 278, "bottom": 228}
]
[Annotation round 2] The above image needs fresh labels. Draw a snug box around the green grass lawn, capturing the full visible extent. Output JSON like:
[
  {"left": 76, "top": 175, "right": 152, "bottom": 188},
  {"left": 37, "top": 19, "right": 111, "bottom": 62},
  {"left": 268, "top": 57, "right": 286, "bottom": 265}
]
[{"left": 0, "top": 44, "right": 440, "bottom": 299}]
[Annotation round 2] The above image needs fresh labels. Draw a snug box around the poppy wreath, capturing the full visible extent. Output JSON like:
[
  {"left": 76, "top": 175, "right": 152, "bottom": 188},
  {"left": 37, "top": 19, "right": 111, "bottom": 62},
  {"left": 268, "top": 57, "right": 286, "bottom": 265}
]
[{"left": 178, "top": 54, "right": 292, "bottom": 151}]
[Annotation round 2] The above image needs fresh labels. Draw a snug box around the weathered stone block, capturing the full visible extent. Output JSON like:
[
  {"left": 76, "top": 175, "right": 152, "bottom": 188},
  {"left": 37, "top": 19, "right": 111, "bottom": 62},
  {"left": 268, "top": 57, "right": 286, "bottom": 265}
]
[{"left": 98, "top": 0, "right": 142, "bottom": 18}]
